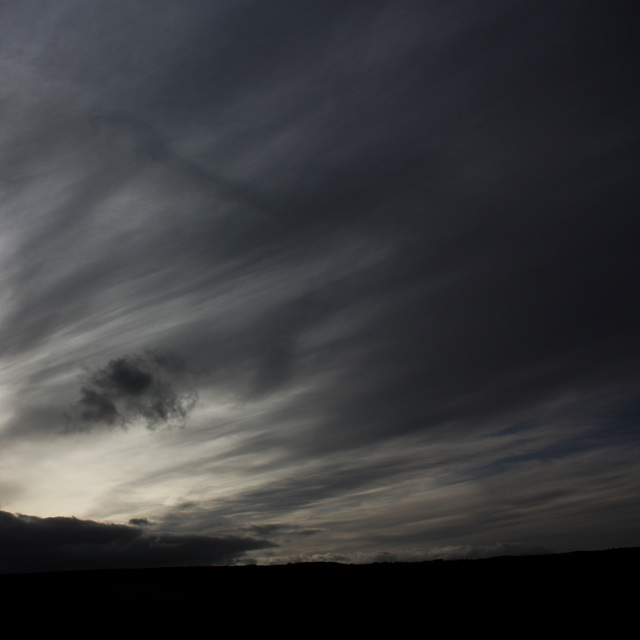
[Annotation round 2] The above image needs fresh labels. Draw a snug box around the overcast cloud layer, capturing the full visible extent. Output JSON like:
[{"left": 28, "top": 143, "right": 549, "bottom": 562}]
[{"left": 1, "top": 1, "right": 639, "bottom": 571}]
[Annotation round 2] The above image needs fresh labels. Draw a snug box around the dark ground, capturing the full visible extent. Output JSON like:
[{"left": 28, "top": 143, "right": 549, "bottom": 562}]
[{"left": 1, "top": 548, "right": 637, "bottom": 630}]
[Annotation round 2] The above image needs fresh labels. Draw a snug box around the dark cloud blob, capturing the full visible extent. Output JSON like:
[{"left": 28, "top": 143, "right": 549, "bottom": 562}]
[
  {"left": 0, "top": 510, "right": 270, "bottom": 574},
  {"left": 67, "top": 352, "right": 197, "bottom": 431},
  {"left": 128, "top": 518, "right": 152, "bottom": 527}
]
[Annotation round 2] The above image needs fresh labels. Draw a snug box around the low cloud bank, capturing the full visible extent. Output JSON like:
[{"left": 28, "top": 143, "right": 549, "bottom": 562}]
[{"left": 0, "top": 510, "right": 270, "bottom": 573}]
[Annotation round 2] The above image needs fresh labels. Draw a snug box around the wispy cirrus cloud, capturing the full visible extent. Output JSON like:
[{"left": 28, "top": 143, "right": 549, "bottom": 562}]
[{"left": 0, "top": 1, "right": 639, "bottom": 565}]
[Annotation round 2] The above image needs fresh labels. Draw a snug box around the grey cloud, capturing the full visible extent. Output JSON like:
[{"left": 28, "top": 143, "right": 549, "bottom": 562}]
[
  {"left": 128, "top": 518, "right": 152, "bottom": 527},
  {"left": 165, "top": 409, "right": 640, "bottom": 556},
  {"left": 0, "top": 510, "right": 270, "bottom": 574},
  {"left": 67, "top": 351, "right": 197, "bottom": 430},
  {"left": 86, "top": 111, "right": 285, "bottom": 227}
]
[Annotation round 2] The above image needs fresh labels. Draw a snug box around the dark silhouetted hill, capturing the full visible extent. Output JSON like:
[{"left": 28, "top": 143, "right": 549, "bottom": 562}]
[{"left": 2, "top": 548, "right": 636, "bottom": 631}]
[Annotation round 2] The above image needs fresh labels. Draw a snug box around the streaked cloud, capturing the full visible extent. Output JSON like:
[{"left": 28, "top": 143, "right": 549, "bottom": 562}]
[{"left": 0, "top": 1, "right": 638, "bottom": 568}]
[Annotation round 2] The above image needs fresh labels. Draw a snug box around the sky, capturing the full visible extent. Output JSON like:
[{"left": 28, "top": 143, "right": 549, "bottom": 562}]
[{"left": 1, "top": 1, "right": 639, "bottom": 572}]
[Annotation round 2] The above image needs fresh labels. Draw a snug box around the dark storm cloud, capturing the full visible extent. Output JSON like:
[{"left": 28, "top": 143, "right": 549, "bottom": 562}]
[
  {"left": 67, "top": 352, "right": 197, "bottom": 430},
  {"left": 0, "top": 510, "right": 270, "bottom": 574}
]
